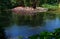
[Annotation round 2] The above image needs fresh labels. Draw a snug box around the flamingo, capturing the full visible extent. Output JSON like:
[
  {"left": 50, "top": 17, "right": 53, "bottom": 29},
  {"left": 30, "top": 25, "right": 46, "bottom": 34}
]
[{"left": 11, "top": 6, "right": 48, "bottom": 15}]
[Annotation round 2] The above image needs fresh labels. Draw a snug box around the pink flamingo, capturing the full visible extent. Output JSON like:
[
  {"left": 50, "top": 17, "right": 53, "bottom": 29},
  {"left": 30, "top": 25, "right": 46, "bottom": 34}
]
[
  {"left": 11, "top": 6, "right": 48, "bottom": 15},
  {"left": 12, "top": 7, "right": 36, "bottom": 15}
]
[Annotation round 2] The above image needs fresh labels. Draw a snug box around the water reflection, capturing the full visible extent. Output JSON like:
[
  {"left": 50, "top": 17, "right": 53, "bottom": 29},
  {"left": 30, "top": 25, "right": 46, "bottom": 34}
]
[
  {"left": 44, "top": 17, "right": 60, "bottom": 32},
  {"left": 5, "top": 24, "right": 46, "bottom": 39},
  {"left": 0, "top": 10, "right": 12, "bottom": 39},
  {"left": 17, "top": 13, "right": 44, "bottom": 26},
  {"left": 0, "top": 28, "right": 6, "bottom": 39},
  {"left": 44, "top": 13, "right": 56, "bottom": 20},
  {"left": 0, "top": 10, "right": 12, "bottom": 27},
  {"left": 0, "top": 11, "right": 60, "bottom": 39}
]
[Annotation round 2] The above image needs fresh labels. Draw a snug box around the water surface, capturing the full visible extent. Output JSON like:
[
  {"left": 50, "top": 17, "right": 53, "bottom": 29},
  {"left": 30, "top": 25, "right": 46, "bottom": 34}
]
[{"left": 0, "top": 12, "right": 60, "bottom": 39}]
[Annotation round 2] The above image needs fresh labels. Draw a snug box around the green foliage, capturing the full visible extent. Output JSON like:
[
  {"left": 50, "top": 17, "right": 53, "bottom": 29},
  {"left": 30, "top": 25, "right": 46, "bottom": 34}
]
[
  {"left": 0, "top": 0, "right": 58, "bottom": 9},
  {"left": 59, "top": 3, "right": 60, "bottom": 8},
  {"left": 1, "top": 0, "right": 12, "bottom": 9},
  {"left": 42, "top": 4, "right": 58, "bottom": 9},
  {"left": 53, "top": 28, "right": 60, "bottom": 39},
  {"left": 40, "top": 31, "right": 53, "bottom": 39},
  {"left": 29, "top": 34, "right": 39, "bottom": 39},
  {"left": 28, "top": 28, "right": 60, "bottom": 39}
]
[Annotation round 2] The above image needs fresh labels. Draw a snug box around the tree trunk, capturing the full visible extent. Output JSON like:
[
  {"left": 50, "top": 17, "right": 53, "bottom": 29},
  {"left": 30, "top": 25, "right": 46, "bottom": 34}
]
[{"left": 32, "top": 0, "right": 38, "bottom": 9}]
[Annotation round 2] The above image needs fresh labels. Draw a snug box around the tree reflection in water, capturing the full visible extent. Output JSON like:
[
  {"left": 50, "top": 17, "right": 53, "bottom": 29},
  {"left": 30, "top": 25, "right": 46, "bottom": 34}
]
[
  {"left": 0, "top": 10, "right": 12, "bottom": 39},
  {"left": 14, "top": 12, "right": 45, "bottom": 26},
  {"left": 46, "top": 13, "right": 56, "bottom": 20},
  {"left": 0, "top": 10, "right": 56, "bottom": 39},
  {"left": 0, "top": 28, "right": 6, "bottom": 39}
]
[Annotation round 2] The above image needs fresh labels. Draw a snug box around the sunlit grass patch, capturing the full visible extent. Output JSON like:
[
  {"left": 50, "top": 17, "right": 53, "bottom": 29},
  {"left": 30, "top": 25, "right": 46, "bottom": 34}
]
[{"left": 42, "top": 4, "right": 58, "bottom": 9}]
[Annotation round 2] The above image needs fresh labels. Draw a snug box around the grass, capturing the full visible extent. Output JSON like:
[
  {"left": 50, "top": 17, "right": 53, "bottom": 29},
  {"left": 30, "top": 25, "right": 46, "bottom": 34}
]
[
  {"left": 42, "top": 4, "right": 60, "bottom": 14},
  {"left": 42, "top": 4, "right": 58, "bottom": 9},
  {"left": 59, "top": 3, "right": 60, "bottom": 8}
]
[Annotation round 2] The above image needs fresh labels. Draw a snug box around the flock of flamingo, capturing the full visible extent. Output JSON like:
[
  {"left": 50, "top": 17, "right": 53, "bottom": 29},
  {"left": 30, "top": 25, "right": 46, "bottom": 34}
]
[{"left": 11, "top": 6, "right": 48, "bottom": 15}]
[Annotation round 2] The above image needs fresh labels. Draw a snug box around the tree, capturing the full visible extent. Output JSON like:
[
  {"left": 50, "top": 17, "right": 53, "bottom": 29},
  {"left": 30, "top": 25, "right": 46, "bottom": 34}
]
[
  {"left": 1, "top": 0, "right": 12, "bottom": 9},
  {"left": 31, "top": 0, "right": 38, "bottom": 9}
]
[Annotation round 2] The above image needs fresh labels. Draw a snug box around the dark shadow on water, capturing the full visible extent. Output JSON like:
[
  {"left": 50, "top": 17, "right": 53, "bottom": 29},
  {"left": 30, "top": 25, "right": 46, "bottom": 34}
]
[
  {"left": 16, "top": 13, "right": 45, "bottom": 26},
  {"left": 11, "top": 12, "right": 56, "bottom": 27},
  {"left": 0, "top": 28, "right": 6, "bottom": 39},
  {"left": 0, "top": 10, "right": 12, "bottom": 27},
  {"left": 0, "top": 10, "right": 12, "bottom": 39},
  {"left": 0, "top": 9, "right": 58, "bottom": 39},
  {"left": 44, "top": 12, "right": 56, "bottom": 20}
]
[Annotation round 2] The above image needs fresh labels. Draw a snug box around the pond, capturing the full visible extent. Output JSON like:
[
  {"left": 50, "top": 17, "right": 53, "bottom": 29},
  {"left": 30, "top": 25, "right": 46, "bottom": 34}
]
[{"left": 0, "top": 12, "right": 60, "bottom": 39}]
